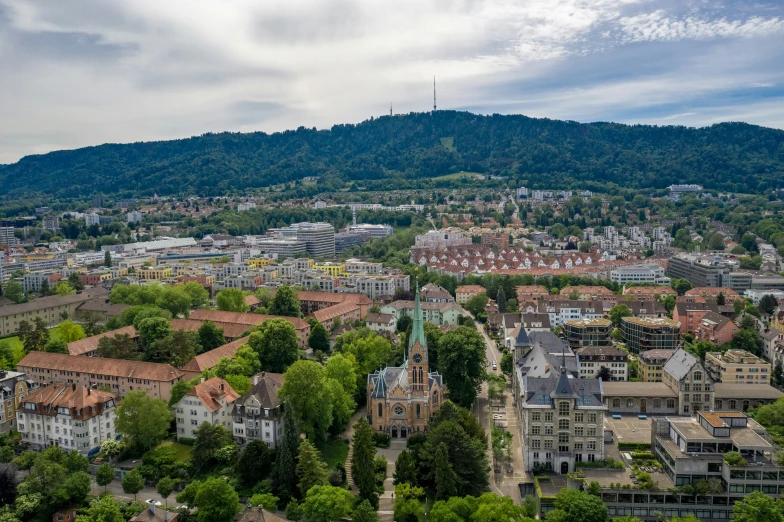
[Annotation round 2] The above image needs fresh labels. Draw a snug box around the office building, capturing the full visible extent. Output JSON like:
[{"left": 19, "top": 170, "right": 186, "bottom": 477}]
[
  {"left": 610, "top": 264, "right": 670, "bottom": 285},
  {"left": 347, "top": 223, "right": 393, "bottom": 238},
  {"left": 0, "top": 226, "right": 17, "bottom": 246},
  {"left": 42, "top": 216, "right": 59, "bottom": 232},
  {"left": 276, "top": 222, "right": 335, "bottom": 258},
  {"left": 666, "top": 254, "right": 739, "bottom": 288},
  {"left": 335, "top": 232, "right": 368, "bottom": 253},
  {"left": 22, "top": 272, "right": 62, "bottom": 293},
  {"left": 621, "top": 317, "right": 681, "bottom": 354},
  {"left": 745, "top": 289, "right": 784, "bottom": 305},
  {"left": 256, "top": 238, "right": 307, "bottom": 259},
  {"left": 704, "top": 350, "right": 770, "bottom": 385}
]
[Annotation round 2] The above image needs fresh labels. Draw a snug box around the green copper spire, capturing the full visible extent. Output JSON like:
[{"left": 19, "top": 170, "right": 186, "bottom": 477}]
[{"left": 408, "top": 284, "right": 427, "bottom": 359}]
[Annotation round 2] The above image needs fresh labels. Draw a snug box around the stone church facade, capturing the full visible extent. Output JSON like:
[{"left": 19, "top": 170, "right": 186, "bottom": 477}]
[{"left": 367, "top": 286, "right": 445, "bottom": 439}]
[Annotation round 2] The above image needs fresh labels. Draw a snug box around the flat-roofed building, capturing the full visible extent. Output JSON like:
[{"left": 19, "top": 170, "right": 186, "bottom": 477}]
[
  {"left": 564, "top": 318, "right": 612, "bottom": 350},
  {"left": 621, "top": 317, "right": 681, "bottom": 354},
  {"left": 705, "top": 350, "right": 771, "bottom": 385}
]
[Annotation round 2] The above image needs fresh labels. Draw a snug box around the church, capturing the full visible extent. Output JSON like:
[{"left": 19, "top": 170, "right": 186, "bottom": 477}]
[{"left": 367, "top": 285, "right": 445, "bottom": 439}]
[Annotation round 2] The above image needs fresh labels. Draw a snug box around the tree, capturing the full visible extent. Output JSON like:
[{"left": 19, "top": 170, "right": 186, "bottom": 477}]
[
  {"left": 68, "top": 272, "right": 85, "bottom": 291},
  {"left": 4, "top": 280, "right": 24, "bottom": 304},
  {"left": 96, "top": 333, "right": 138, "bottom": 360},
  {"left": 193, "top": 423, "right": 233, "bottom": 463},
  {"left": 181, "top": 281, "right": 209, "bottom": 308},
  {"left": 237, "top": 440, "right": 274, "bottom": 487},
  {"left": 58, "top": 320, "right": 85, "bottom": 343},
  {"left": 496, "top": 287, "right": 506, "bottom": 313},
  {"left": 759, "top": 294, "right": 779, "bottom": 315},
  {"left": 249, "top": 493, "right": 279, "bottom": 510},
  {"left": 730, "top": 329, "right": 763, "bottom": 356},
  {"left": 300, "top": 485, "right": 354, "bottom": 522},
  {"left": 53, "top": 281, "right": 76, "bottom": 296},
  {"left": 121, "top": 468, "right": 144, "bottom": 501},
  {"left": 671, "top": 278, "right": 693, "bottom": 296},
  {"left": 308, "top": 322, "right": 330, "bottom": 353},
  {"left": 597, "top": 366, "right": 612, "bottom": 381},
  {"left": 285, "top": 500, "right": 303, "bottom": 522},
  {"left": 464, "top": 293, "right": 489, "bottom": 317},
  {"left": 193, "top": 477, "right": 241, "bottom": 522},
  {"left": 434, "top": 443, "right": 458, "bottom": 500},
  {"left": 608, "top": 304, "right": 632, "bottom": 328},
  {"left": 0, "top": 464, "right": 18, "bottom": 507},
  {"left": 249, "top": 318, "right": 300, "bottom": 373},
  {"left": 104, "top": 250, "right": 113, "bottom": 267},
  {"left": 44, "top": 339, "right": 68, "bottom": 354},
  {"left": 352, "top": 499, "right": 380, "bottom": 522},
  {"left": 774, "top": 359, "right": 784, "bottom": 387},
  {"left": 545, "top": 488, "right": 608, "bottom": 522},
  {"left": 216, "top": 288, "right": 249, "bottom": 312},
  {"left": 39, "top": 278, "right": 51, "bottom": 296},
  {"left": 352, "top": 418, "right": 378, "bottom": 505},
  {"left": 148, "top": 329, "right": 199, "bottom": 366},
  {"left": 397, "top": 314, "right": 413, "bottom": 333},
  {"left": 733, "top": 491, "right": 784, "bottom": 522},
  {"left": 279, "top": 360, "right": 334, "bottom": 441},
  {"left": 137, "top": 316, "right": 172, "bottom": 349},
  {"left": 296, "top": 439, "right": 329, "bottom": 498},
  {"left": 438, "top": 326, "right": 486, "bottom": 408},
  {"left": 716, "top": 292, "right": 726, "bottom": 305},
  {"left": 500, "top": 351, "right": 513, "bottom": 376},
  {"left": 393, "top": 483, "right": 425, "bottom": 522},
  {"left": 197, "top": 321, "right": 225, "bottom": 352},
  {"left": 75, "top": 496, "right": 124, "bottom": 522},
  {"left": 20, "top": 318, "right": 50, "bottom": 354},
  {"left": 115, "top": 391, "right": 171, "bottom": 453},
  {"left": 275, "top": 406, "right": 301, "bottom": 501},
  {"left": 157, "top": 476, "right": 177, "bottom": 509},
  {"left": 325, "top": 353, "right": 358, "bottom": 399},
  {"left": 95, "top": 462, "right": 115, "bottom": 493},
  {"left": 268, "top": 286, "right": 301, "bottom": 317},
  {"left": 663, "top": 294, "right": 676, "bottom": 315}
]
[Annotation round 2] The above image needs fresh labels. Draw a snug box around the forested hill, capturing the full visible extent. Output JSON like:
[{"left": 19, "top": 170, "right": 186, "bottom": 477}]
[{"left": 2, "top": 111, "right": 784, "bottom": 197}]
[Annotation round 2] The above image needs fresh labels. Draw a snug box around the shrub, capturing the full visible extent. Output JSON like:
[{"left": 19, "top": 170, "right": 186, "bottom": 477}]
[
  {"left": 618, "top": 442, "right": 652, "bottom": 451},
  {"left": 372, "top": 433, "right": 391, "bottom": 448}
]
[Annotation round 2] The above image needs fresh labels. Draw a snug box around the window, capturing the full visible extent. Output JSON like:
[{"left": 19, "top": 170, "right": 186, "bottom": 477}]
[
  {"left": 544, "top": 440, "right": 553, "bottom": 449},
  {"left": 587, "top": 441, "right": 596, "bottom": 450},
  {"left": 626, "top": 399, "right": 634, "bottom": 408},
  {"left": 559, "top": 401, "right": 570, "bottom": 416},
  {"left": 416, "top": 404, "right": 421, "bottom": 419},
  {"left": 531, "top": 439, "right": 540, "bottom": 449},
  {"left": 545, "top": 425, "right": 553, "bottom": 435},
  {"left": 559, "top": 433, "right": 569, "bottom": 443},
  {"left": 378, "top": 403, "right": 383, "bottom": 418},
  {"left": 588, "top": 413, "right": 597, "bottom": 423},
  {"left": 574, "top": 412, "right": 583, "bottom": 422},
  {"left": 544, "top": 412, "right": 553, "bottom": 422},
  {"left": 574, "top": 442, "right": 583, "bottom": 450},
  {"left": 587, "top": 427, "right": 596, "bottom": 437},
  {"left": 667, "top": 399, "right": 675, "bottom": 409},
  {"left": 612, "top": 398, "right": 621, "bottom": 408},
  {"left": 531, "top": 425, "right": 540, "bottom": 435},
  {"left": 575, "top": 426, "right": 584, "bottom": 436},
  {"left": 559, "top": 419, "right": 569, "bottom": 430},
  {"left": 693, "top": 371, "right": 702, "bottom": 381},
  {"left": 532, "top": 412, "right": 541, "bottom": 422},
  {"left": 393, "top": 405, "right": 404, "bottom": 416}
]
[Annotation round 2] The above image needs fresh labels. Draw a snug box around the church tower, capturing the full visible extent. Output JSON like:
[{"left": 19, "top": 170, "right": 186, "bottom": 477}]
[{"left": 407, "top": 285, "right": 429, "bottom": 395}]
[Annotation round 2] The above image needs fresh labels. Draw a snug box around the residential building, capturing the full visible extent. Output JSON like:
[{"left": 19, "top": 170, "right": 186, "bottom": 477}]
[
  {"left": 695, "top": 311, "right": 738, "bottom": 345},
  {"left": 42, "top": 215, "right": 59, "bottom": 232},
  {"left": 662, "top": 349, "right": 714, "bottom": 415},
  {"left": 610, "top": 264, "right": 670, "bottom": 285},
  {"left": 367, "top": 287, "right": 445, "bottom": 439},
  {"left": 179, "top": 337, "right": 248, "bottom": 381},
  {"left": 420, "top": 283, "right": 454, "bottom": 303},
  {"left": 0, "top": 226, "right": 18, "bottom": 246},
  {"left": 343, "top": 259, "right": 382, "bottom": 274},
  {"left": 0, "top": 370, "right": 37, "bottom": 433},
  {"left": 638, "top": 349, "right": 674, "bottom": 382},
  {"left": 560, "top": 286, "right": 614, "bottom": 300},
  {"left": 668, "top": 184, "right": 702, "bottom": 192},
  {"left": 563, "top": 318, "right": 612, "bottom": 351},
  {"left": 380, "top": 300, "right": 464, "bottom": 327},
  {"left": 16, "top": 384, "right": 116, "bottom": 455},
  {"left": 576, "top": 345, "right": 628, "bottom": 381},
  {"left": 17, "top": 351, "right": 184, "bottom": 401},
  {"left": 685, "top": 287, "right": 740, "bottom": 303},
  {"left": 456, "top": 285, "right": 485, "bottom": 304},
  {"left": 413, "top": 228, "right": 472, "bottom": 249},
  {"left": 704, "top": 350, "right": 771, "bottom": 385},
  {"left": 66, "top": 326, "right": 138, "bottom": 356},
  {"left": 126, "top": 211, "right": 143, "bottom": 224},
  {"left": 0, "top": 288, "right": 109, "bottom": 336},
  {"left": 174, "top": 377, "right": 240, "bottom": 440},
  {"left": 136, "top": 267, "right": 173, "bottom": 280},
  {"left": 622, "top": 285, "right": 677, "bottom": 300},
  {"left": 232, "top": 372, "right": 285, "bottom": 448},
  {"left": 621, "top": 317, "right": 681, "bottom": 354},
  {"left": 337, "top": 273, "right": 410, "bottom": 299},
  {"left": 365, "top": 313, "right": 397, "bottom": 333},
  {"left": 188, "top": 309, "right": 311, "bottom": 348},
  {"left": 130, "top": 502, "right": 178, "bottom": 522},
  {"left": 520, "top": 313, "right": 551, "bottom": 332},
  {"left": 745, "top": 289, "right": 784, "bottom": 305},
  {"left": 515, "top": 285, "right": 551, "bottom": 303},
  {"left": 23, "top": 272, "right": 62, "bottom": 293}
]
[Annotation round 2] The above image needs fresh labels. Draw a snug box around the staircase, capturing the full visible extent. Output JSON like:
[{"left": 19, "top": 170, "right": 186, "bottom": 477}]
[{"left": 345, "top": 442, "right": 356, "bottom": 489}]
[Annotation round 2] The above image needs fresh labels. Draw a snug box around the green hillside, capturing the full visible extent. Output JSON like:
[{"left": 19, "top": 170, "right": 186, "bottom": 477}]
[{"left": 2, "top": 111, "right": 783, "bottom": 197}]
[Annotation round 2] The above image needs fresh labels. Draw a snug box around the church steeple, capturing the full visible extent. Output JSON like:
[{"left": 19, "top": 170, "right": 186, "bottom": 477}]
[
  {"left": 407, "top": 284, "right": 428, "bottom": 395},
  {"left": 408, "top": 284, "right": 427, "bottom": 359}
]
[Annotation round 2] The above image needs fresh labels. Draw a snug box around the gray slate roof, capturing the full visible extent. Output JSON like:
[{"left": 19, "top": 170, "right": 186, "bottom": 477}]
[{"left": 662, "top": 348, "right": 698, "bottom": 382}]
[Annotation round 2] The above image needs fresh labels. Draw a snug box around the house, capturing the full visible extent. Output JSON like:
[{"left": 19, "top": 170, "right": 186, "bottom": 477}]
[
  {"left": 515, "top": 285, "right": 551, "bottom": 303},
  {"left": 130, "top": 501, "right": 178, "bottom": 522},
  {"left": 622, "top": 286, "right": 677, "bottom": 300},
  {"left": 455, "top": 285, "right": 485, "bottom": 305},
  {"left": 662, "top": 349, "right": 714, "bottom": 415},
  {"left": 684, "top": 287, "right": 740, "bottom": 304},
  {"left": 66, "top": 326, "right": 138, "bottom": 356},
  {"left": 559, "top": 286, "right": 614, "bottom": 300},
  {"left": 311, "top": 301, "right": 360, "bottom": 330},
  {"left": 638, "top": 349, "right": 674, "bottom": 382},
  {"left": 420, "top": 283, "right": 455, "bottom": 303},
  {"left": 17, "top": 384, "right": 117, "bottom": 455},
  {"left": 235, "top": 507, "right": 287, "bottom": 522},
  {"left": 520, "top": 313, "right": 551, "bottom": 332},
  {"left": 174, "top": 377, "right": 240, "bottom": 440},
  {"left": 365, "top": 313, "right": 397, "bottom": 333},
  {"left": 189, "top": 309, "right": 310, "bottom": 348},
  {"left": 232, "top": 372, "right": 285, "bottom": 448},
  {"left": 0, "top": 370, "right": 37, "bottom": 433},
  {"left": 694, "top": 311, "right": 738, "bottom": 345}
]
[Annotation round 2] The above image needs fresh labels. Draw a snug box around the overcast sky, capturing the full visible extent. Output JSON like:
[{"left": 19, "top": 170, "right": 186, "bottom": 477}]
[{"left": 1, "top": 0, "right": 784, "bottom": 164}]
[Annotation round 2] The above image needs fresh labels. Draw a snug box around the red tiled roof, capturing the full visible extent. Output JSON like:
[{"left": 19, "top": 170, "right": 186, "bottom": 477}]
[
  {"left": 171, "top": 319, "right": 249, "bottom": 339},
  {"left": 180, "top": 336, "right": 249, "bottom": 374},
  {"left": 189, "top": 309, "right": 309, "bottom": 330},
  {"left": 21, "top": 383, "right": 115, "bottom": 420},
  {"left": 185, "top": 377, "right": 240, "bottom": 412},
  {"left": 18, "top": 351, "right": 183, "bottom": 382},
  {"left": 312, "top": 302, "right": 359, "bottom": 323},
  {"left": 67, "top": 326, "right": 138, "bottom": 356}
]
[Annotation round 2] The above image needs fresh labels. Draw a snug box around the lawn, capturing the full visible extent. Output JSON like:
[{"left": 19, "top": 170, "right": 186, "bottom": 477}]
[
  {"left": 317, "top": 439, "right": 349, "bottom": 469},
  {"left": 432, "top": 171, "right": 483, "bottom": 181},
  {"left": 159, "top": 440, "right": 193, "bottom": 462}
]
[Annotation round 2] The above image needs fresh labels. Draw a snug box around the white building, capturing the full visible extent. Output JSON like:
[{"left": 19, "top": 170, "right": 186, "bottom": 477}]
[
  {"left": 347, "top": 224, "right": 393, "bottom": 238},
  {"left": 414, "top": 229, "right": 472, "bottom": 249},
  {"left": 238, "top": 202, "right": 257, "bottom": 211},
  {"left": 365, "top": 313, "right": 397, "bottom": 333},
  {"left": 232, "top": 372, "right": 285, "bottom": 448},
  {"left": 85, "top": 213, "right": 101, "bottom": 226},
  {"left": 126, "top": 211, "right": 143, "bottom": 224},
  {"left": 17, "top": 384, "right": 117, "bottom": 455},
  {"left": 174, "top": 377, "right": 240, "bottom": 440},
  {"left": 744, "top": 289, "right": 784, "bottom": 305},
  {"left": 610, "top": 264, "right": 670, "bottom": 285}
]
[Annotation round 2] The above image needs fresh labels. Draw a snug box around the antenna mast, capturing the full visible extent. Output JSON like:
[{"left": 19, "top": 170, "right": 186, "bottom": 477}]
[{"left": 433, "top": 76, "right": 437, "bottom": 111}]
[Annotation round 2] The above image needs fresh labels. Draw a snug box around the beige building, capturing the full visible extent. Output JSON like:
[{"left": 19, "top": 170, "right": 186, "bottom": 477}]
[
  {"left": 638, "top": 349, "right": 674, "bottom": 382},
  {"left": 17, "top": 351, "right": 183, "bottom": 401},
  {"left": 174, "top": 377, "right": 240, "bottom": 440},
  {"left": 0, "top": 288, "right": 109, "bottom": 336},
  {"left": 662, "top": 348, "right": 714, "bottom": 415},
  {"left": 455, "top": 285, "right": 486, "bottom": 305},
  {"left": 704, "top": 349, "right": 771, "bottom": 385},
  {"left": 0, "top": 370, "right": 37, "bottom": 433}
]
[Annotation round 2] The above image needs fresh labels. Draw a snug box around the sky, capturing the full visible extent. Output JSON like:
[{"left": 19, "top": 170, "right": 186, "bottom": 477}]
[{"left": 1, "top": 0, "right": 784, "bottom": 164}]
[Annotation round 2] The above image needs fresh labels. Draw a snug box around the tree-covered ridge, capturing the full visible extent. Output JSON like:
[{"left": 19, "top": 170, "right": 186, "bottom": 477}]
[{"left": 2, "top": 111, "right": 784, "bottom": 197}]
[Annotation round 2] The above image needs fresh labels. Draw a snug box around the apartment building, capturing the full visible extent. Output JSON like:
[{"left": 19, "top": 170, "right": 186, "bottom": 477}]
[
  {"left": 179, "top": 337, "right": 249, "bottom": 381},
  {"left": 174, "top": 377, "right": 240, "bottom": 440},
  {"left": 622, "top": 285, "right": 677, "bottom": 300},
  {"left": 0, "top": 288, "right": 109, "bottom": 336},
  {"left": 344, "top": 259, "right": 382, "bottom": 274},
  {"left": 380, "top": 300, "right": 465, "bottom": 327},
  {"left": 232, "top": 372, "right": 285, "bottom": 448},
  {"left": 576, "top": 345, "right": 628, "bottom": 381},
  {"left": 610, "top": 264, "right": 670, "bottom": 285},
  {"left": 559, "top": 286, "right": 614, "bottom": 300},
  {"left": 662, "top": 349, "right": 714, "bottom": 415},
  {"left": 456, "top": 285, "right": 486, "bottom": 304},
  {"left": 0, "top": 226, "right": 18, "bottom": 246},
  {"left": 17, "top": 351, "right": 184, "bottom": 401},
  {"left": 704, "top": 350, "right": 771, "bottom": 385},
  {"left": 0, "top": 370, "right": 37, "bottom": 433},
  {"left": 515, "top": 286, "right": 551, "bottom": 303},
  {"left": 337, "top": 273, "right": 410, "bottom": 299},
  {"left": 78, "top": 271, "right": 113, "bottom": 287},
  {"left": 638, "top": 349, "right": 674, "bottom": 382},
  {"left": 136, "top": 267, "right": 173, "bottom": 280},
  {"left": 365, "top": 313, "right": 397, "bottom": 333},
  {"left": 563, "top": 318, "right": 612, "bottom": 350},
  {"left": 621, "top": 317, "right": 681, "bottom": 354},
  {"left": 22, "top": 272, "right": 62, "bottom": 293},
  {"left": 695, "top": 311, "right": 738, "bottom": 345},
  {"left": 17, "top": 384, "right": 117, "bottom": 455}
]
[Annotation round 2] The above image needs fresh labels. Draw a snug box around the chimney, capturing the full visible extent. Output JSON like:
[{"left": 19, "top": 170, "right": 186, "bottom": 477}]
[
  {"left": 87, "top": 388, "right": 91, "bottom": 396},
  {"left": 200, "top": 377, "right": 205, "bottom": 383},
  {"left": 148, "top": 501, "right": 156, "bottom": 515},
  {"left": 253, "top": 375, "right": 259, "bottom": 386},
  {"left": 165, "top": 510, "right": 170, "bottom": 521}
]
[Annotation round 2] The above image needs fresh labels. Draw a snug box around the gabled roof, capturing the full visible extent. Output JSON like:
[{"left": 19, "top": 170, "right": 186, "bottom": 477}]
[
  {"left": 189, "top": 309, "right": 309, "bottom": 330},
  {"left": 184, "top": 377, "right": 240, "bottom": 412},
  {"left": 21, "top": 383, "right": 115, "bottom": 420},
  {"left": 233, "top": 372, "right": 284, "bottom": 411},
  {"left": 180, "top": 337, "right": 249, "bottom": 374},
  {"left": 66, "top": 326, "right": 138, "bottom": 356},
  {"left": 662, "top": 348, "right": 699, "bottom": 382},
  {"left": 18, "top": 351, "right": 183, "bottom": 382}
]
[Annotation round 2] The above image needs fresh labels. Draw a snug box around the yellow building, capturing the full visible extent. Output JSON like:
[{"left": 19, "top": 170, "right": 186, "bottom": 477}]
[
  {"left": 312, "top": 262, "right": 345, "bottom": 277},
  {"left": 705, "top": 350, "right": 771, "bottom": 384},
  {"left": 246, "top": 258, "right": 275, "bottom": 269},
  {"left": 638, "top": 349, "right": 675, "bottom": 382},
  {"left": 136, "top": 266, "right": 173, "bottom": 280},
  {"left": 0, "top": 370, "right": 37, "bottom": 433}
]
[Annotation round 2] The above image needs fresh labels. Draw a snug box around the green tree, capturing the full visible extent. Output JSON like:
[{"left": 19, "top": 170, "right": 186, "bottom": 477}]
[
  {"left": 104, "top": 250, "right": 112, "bottom": 267},
  {"left": 197, "top": 321, "right": 225, "bottom": 352},
  {"left": 268, "top": 286, "right": 302, "bottom": 317},
  {"left": 95, "top": 462, "right": 115, "bottom": 493},
  {"left": 500, "top": 351, "right": 513, "bottom": 376},
  {"left": 249, "top": 318, "right": 300, "bottom": 373},
  {"left": 275, "top": 406, "right": 301, "bottom": 501},
  {"left": 216, "top": 288, "right": 249, "bottom": 312},
  {"left": 716, "top": 292, "right": 726, "bottom": 305},
  {"left": 730, "top": 329, "right": 763, "bottom": 356},
  {"left": 464, "top": 293, "right": 489, "bottom": 317},
  {"left": 393, "top": 450, "right": 418, "bottom": 486},
  {"left": 236, "top": 440, "right": 274, "bottom": 487},
  {"left": 352, "top": 499, "right": 380, "bottom": 522},
  {"left": 285, "top": 500, "right": 303, "bottom": 522},
  {"left": 663, "top": 294, "right": 676, "bottom": 315},
  {"left": 193, "top": 423, "right": 233, "bottom": 463},
  {"left": 96, "top": 333, "right": 139, "bottom": 360},
  {"left": 20, "top": 318, "right": 50, "bottom": 354},
  {"left": 193, "top": 477, "right": 241, "bottom": 522},
  {"left": 68, "top": 272, "right": 85, "bottom": 291},
  {"left": 181, "top": 281, "right": 209, "bottom": 308},
  {"left": 296, "top": 439, "right": 329, "bottom": 498},
  {"left": 75, "top": 496, "right": 124, "bottom": 522},
  {"left": 157, "top": 476, "right": 176, "bottom": 509},
  {"left": 249, "top": 493, "right": 279, "bottom": 510},
  {"left": 39, "top": 278, "right": 50, "bottom": 296},
  {"left": 393, "top": 483, "right": 425, "bottom": 522},
  {"left": 300, "top": 485, "right": 353, "bottom": 522},
  {"left": 774, "top": 359, "right": 784, "bottom": 387},
  {"left": 279, "top": 360, "right": 334, "bottom": 441},
  {"left": 308, "top": 322, "right": 330, "bottom": 353},
  {"left": 53, "top": 281, "right": 76, "bottom": 296},
  {"left": 397, "top": 314, "right": 413, "bottom": 333},
  {"left": 44, "top": 339, "right": 68, "bottom": 354},
  {"left": 434, "top": 443, "right": 458, "bottom": 500},
  {"left": 608, "top": 304, "right": 632, "bottom": 328},
  {"left": 148, "top": 329, "right": 199, "bottom": 366},
  {"left": 325, "top": 353, "right": 358, "bottom": 399},
  {"left": 670, "top": 278, "right": 693, "bottom": 296},
  {"left": 733, "top": 491, "right": 784, "bottom": 522},
  {"left": 438, "top": 326, "right": 486, "bottom": 408},
  {"left": 57, "top": 320, "right": 85, "bottom": 343},
  {"left": 545, "top": 488, "right": 608, "bottom": 522},
  {"left": 137, "top": 316, "right": 172, "bottom": 349},
  {"left": 4, "top": 280, "right": 24, "bottom": 304},
  {"left": 352, "top": 418, "right": 378, "bottom": 505},
  {"left": 759, "top": 294, "right": 779, "bottom": 315},
  {"left": 115, "top": 391, "right": 171, "bottom": 453}
]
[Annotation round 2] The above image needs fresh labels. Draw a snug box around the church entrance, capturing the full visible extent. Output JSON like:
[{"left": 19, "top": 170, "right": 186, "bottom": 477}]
[
  {"left": 401, "top": 427, "right": 408, "bottom": 439},
  {"left": 391, "top": 427, "right": 398, "bottom": 438}
]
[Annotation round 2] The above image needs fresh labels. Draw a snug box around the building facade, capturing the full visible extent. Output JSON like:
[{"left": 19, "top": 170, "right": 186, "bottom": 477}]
[
  {"left": 231, "top": 372, "right": 285, "bottom": 448},
  {"left": 704, "top": 350, "right": 770, "bottom": 385},
  {"left": 638, "top": 349, "right": 675, "bottom": 382},
  {"left": 0, "top": 370, "right": 37, "bottom": 433},
  {"left": 621, "top": 317, "right": 681, "bottom": 354},
  {"left": 174, "top": 377, "right": 240, "bottom": 440},
  {"left": 662, "top": 349, "right": 714, "bottom": 415}
]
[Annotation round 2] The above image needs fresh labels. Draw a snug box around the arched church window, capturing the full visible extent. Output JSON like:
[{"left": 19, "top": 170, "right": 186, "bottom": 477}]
[
  {"left": 378, "top": 403, "right": 383, "bottom": 418},
  {"left": 416, "top": 404, "right": 421, "bottom": 418}
]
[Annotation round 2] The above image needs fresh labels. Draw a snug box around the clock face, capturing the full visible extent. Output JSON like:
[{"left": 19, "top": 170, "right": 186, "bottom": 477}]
[{"left": 413, "top": 354, "right": 422, "bottom": 363}]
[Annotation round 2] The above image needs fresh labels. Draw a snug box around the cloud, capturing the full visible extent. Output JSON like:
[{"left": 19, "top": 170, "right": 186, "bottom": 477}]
[{"left": 0, "top": 0, "right": 783, "bottom": 164}]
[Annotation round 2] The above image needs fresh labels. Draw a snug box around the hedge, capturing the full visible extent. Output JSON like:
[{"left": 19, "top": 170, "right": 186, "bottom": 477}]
[{"left": 618, "top": 442, "right": 652, "bottom": 451}]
